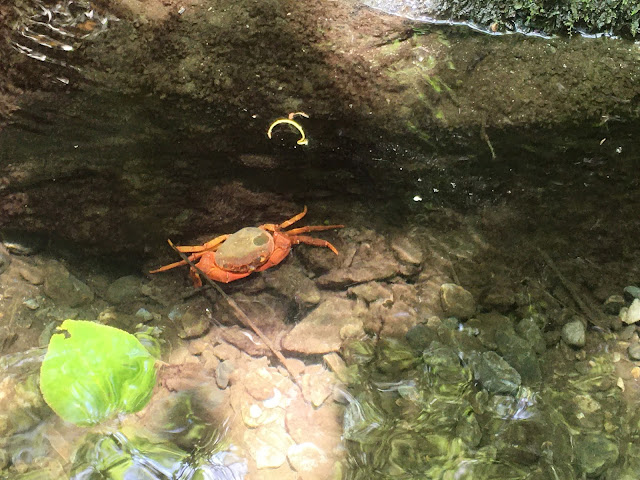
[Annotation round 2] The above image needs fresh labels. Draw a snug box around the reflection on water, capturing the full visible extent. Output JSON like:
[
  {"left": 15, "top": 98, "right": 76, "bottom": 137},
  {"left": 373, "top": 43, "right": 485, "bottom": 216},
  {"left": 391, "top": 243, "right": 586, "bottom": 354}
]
[{"left": 12, "top": 0, "right": 112, "bottom": 67}]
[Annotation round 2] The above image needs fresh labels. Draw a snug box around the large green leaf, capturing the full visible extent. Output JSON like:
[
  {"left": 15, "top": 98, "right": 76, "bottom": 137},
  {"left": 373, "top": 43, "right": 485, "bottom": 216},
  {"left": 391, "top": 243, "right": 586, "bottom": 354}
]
[{"left": 40, "top": 320, "right": 157, "bottom": 426}]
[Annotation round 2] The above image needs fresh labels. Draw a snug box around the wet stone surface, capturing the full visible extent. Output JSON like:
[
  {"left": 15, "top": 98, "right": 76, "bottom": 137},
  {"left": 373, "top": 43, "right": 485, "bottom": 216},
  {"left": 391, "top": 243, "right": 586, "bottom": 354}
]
[{"left": 0, "top": 186, "right": 638, "bottom": 479}]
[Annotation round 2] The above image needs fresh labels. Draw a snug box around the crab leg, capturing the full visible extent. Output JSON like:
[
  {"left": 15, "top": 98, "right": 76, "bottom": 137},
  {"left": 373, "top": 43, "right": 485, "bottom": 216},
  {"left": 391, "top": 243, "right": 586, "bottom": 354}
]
[
  {"left": 288, "top": 235, "right": 340, "bottom": 255},
  {"left": 175, "top": 234, "right": 229, "bottom": 253},
  {"left": 278, "top": 206, "right": 308, "bottom": 229},
  {"left": 285, "top": 224, "right": 344, "bottom": 235},
  {"left": 149, "top": 252, "right": 203, "bottom": 273}
]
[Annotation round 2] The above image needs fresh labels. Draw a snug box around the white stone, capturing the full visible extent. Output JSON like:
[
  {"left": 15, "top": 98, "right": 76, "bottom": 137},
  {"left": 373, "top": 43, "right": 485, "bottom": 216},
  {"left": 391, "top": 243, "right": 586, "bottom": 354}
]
[
  {"left": 623, "top": 299, "right": 640, "bottom": 324},
  {"left": 287, "top": 442, "right": 328, "bottom": 472}
]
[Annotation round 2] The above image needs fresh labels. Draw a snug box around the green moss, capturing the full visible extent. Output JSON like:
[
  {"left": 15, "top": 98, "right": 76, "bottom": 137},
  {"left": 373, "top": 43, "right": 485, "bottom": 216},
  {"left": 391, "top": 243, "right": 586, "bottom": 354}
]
[{"left": 433, "top": 0, "right": 639, "bottom": 37}]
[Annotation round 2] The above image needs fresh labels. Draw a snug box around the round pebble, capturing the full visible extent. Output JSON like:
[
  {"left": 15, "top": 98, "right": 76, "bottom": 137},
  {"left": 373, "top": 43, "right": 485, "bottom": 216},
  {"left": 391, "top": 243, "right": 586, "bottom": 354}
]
[{"left": 562, "top": 320, "right": 586, "bottom": 348}]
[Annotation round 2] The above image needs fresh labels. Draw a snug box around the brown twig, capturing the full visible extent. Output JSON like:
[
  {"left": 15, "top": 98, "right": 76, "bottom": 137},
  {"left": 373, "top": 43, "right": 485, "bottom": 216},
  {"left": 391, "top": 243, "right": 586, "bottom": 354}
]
[
  {"left": 167, "top": 240, "right": 302, "bottom": 388},
  {"left": 538, "top": 248, "right": 606, "bottom": 329}
]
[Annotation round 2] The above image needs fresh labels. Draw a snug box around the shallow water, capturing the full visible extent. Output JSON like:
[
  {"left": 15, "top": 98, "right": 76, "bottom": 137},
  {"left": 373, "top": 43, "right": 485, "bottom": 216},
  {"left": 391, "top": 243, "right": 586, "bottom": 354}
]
[{"left": 1, "top": 1, "right": 640, "bottom": 479}]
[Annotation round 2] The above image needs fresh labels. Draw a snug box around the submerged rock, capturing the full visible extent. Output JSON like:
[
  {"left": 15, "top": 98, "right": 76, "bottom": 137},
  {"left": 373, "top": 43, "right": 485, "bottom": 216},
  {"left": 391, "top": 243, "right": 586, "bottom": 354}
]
[
  {"left": 515, "top": 317, "right": 546, "bottom": 355},
  {"left": 627, "top": 343, "right": 640, "bottom": 361},
  {"left": 105, "top": 275, "right": 144, "bottom": 305},
  {"left": 315, "top": 232, "right": 403, "bottom": 287},
  {"left": 496, "top": 328, "right": 541, "bottom": 384},
  {"left": 173, "top": 298, "right": 212, "bottom": 339},
  {"left": 622, "top": 299, "right": 640, "bottom": 324},
  {"left": 575, "top": 433, "right": 619, "bottom": 477},
  {"left": 468, "top": 351, "right": 521, "bottom": 396},
  {"left": 406, "top": 323, "right": 438, "bottom": 351},
  {"left": 561, "top": 319, "right": 586, "bottom": 347},
  {"left": 440, "top": 283, "right": 475, "bottom": 320},
  {"left": 263, "top": 262, "right": 321, "bottom": 306},
  {"left": 287, "top": 442, "right": 330, "bottom": 477},
  {"left": 245, "top": 425, "right": 294, "bottom": 469},
  {"left": 623, "top": 286, "right": 640, "bottom": 302},
  {"left": 43, "top": 260, "right": 94, "bottom": 307},
  {"left": 347, "top": 281, "right": 393, "bottom": 305},
  {"left": 281, "top": 297, "right": 365, "bottom": 354},
  {"left": 390, "top": 236, "right": 424, "bottom": 266}
]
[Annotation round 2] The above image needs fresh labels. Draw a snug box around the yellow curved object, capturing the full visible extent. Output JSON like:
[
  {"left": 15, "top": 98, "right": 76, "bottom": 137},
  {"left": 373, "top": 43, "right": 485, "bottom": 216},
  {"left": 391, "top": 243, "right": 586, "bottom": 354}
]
[{"left": 267, "top": 118, "right": 309, "bottom": 146}]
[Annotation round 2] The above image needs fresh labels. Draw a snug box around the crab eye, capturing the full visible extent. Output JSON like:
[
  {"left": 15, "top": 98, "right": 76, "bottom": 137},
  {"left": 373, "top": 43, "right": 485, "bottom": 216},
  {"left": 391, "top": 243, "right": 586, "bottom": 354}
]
[{"left": 253, "top": 233, "right": 270, "bottom": 246}]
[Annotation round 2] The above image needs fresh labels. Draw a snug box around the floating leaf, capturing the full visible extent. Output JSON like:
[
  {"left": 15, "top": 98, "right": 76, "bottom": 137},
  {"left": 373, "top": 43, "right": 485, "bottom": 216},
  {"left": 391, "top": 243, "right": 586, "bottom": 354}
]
[{"left": 40, "top": 320, "right": 157, "bottom": 426}]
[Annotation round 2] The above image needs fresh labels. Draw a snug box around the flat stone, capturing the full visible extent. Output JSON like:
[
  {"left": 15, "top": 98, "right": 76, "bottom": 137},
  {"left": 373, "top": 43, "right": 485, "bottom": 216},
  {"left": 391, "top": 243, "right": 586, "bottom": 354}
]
[
  {"left": 211, "top": 342, "right": 242, "bottom": 361},
  {"left": 440, "top": 283, "right": 475, "bottom": 320},
  {"left": 282, "top": 297, "right": 364, "bottom": 354},
  {"left": 379, "top": 300, "right": 419, "bottom": 338},
  {"left": 300, "top": 365, "right": 334, "bottom": 407},
  {"left": 316, "top": 257, "right": 400, "bottom": 287},
  {"left": 285, "top": 396, "right": 343, "bottom": 452},
  {"left": 263, "top": 262, "right": 322, "bottom": 306},
  {"left": 347, "top": 281, "right": 393, "bottom": 304},
  {"left": 18, "top": 266, "right": 43, "bottom": 285},
  {"left": 575, "top": 433, "right": 619, "bottom": 477},
  {"left": 390, "top": 236, "right": 424, "bottom": 265},
  {"left": 106, "top": 275, "right": 144, "bottom": 304},
  {"left": 287, "top": 442, "right": 329, "bottom": 474},
  {"left": 244, "top": 425, "right": 294, "bottom": 469},
  {"left": 244, "top": 367, "right": 280, "bottom": 401},
  {"left": 43, "top": 260, "right": 94, "bottom": 307},
  {"left": 221, "top": 325, "right": 271, "bottom": 357},
  {"left": 323, "top": 353, "right": 349, "bottom": 383}
]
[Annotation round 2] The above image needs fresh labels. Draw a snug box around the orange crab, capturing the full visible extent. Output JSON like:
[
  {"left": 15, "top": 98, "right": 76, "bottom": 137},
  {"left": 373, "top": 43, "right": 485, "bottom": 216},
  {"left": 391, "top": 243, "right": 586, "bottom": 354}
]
[{"left": 150, "top": 206, "right": 344, "bottom": 286}]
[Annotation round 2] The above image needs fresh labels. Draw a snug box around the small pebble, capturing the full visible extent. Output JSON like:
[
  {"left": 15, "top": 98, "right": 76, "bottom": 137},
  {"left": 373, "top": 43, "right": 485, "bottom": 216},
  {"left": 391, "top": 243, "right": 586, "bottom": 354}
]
[
  {"left": 623, "top": 299, "right": 640, "bottom": 324},
  {"left": 632, "top": 367, "right": 640, "bottom": 379},
  {"left": 135, "top": 308, "right": 154, "bottom": 322},
  {"left": 249, "top": 404, "right": 262, "bottom": 418},
  {"left": 22, "top": 298, "right": 40, "bottom": 310},
  {"left": 562, "top": 320, "right": 586, "bottom": 348}
]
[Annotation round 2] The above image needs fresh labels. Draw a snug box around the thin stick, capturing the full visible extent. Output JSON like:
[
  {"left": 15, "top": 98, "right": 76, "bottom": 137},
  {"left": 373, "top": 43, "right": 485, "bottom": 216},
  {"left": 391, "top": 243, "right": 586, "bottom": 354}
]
[
  {"left": 538, "top": 248, "right": 606, "bottom": 329},
  {"left": 167, "top": 240, "right": 302, "bottom": 388},
  {"left": 481, "top": 122, "right": 496, "bottom": 160}
]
